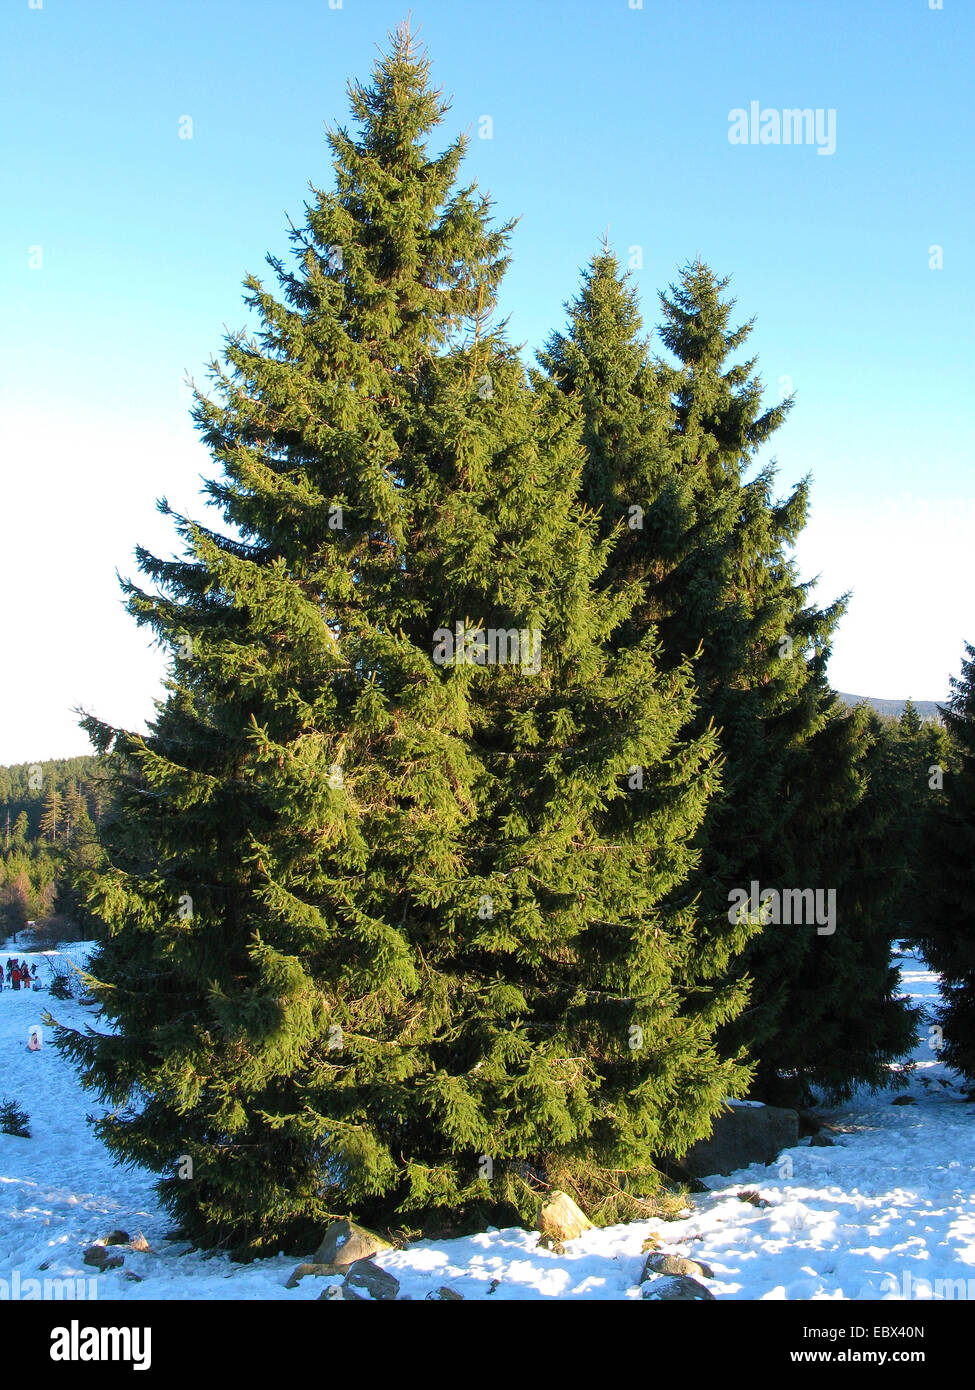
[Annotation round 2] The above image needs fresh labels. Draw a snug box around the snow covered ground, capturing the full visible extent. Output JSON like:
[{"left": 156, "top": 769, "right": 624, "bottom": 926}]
[{"left": 1, "top": 941, "right": 972, "bottom": 1301}]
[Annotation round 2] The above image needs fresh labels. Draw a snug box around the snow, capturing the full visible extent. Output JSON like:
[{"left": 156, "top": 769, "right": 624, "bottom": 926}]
[{"left": 1, "top": 941, "right": 972, "bottom": 1301}]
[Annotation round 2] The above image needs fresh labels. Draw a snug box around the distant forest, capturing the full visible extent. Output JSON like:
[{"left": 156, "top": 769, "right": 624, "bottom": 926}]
[
  {"left": 838, "top": 694, "right": 943, "bottom": 722},
  {"left": 0, "top": 755, "right": 109, "bottom": 940}
]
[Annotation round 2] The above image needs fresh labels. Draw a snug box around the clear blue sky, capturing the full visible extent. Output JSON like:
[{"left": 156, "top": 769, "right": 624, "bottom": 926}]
[{"left": 2, "top": 0, "right": 973, "bottom": 763}]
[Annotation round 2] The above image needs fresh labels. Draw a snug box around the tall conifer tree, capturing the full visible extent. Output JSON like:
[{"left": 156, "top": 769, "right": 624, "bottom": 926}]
[{"left": 56, "top": 32, "right": 738, "bottom": 1254}]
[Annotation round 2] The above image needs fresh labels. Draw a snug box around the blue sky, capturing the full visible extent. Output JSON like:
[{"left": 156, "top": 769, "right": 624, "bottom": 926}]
[{"left": 2, "top": 0, "right": 973, "bottom": 763}]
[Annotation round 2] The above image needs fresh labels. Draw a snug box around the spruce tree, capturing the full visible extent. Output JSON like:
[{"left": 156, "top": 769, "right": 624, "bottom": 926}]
[
  {"left": 541, "top": 251, "right": 916, "bottom": 1102},
  {"left": 55, "top": 30, "right": 735, "bottom": 1255},
  {"left": 864, "top": 703, "right": 952, "bottom": 944},
  {"left": 916, "top": 644, "right": 975, "bottom": 1080},
  {"left": 39, "top": 786, "right": 62, "bottom": 843},
  {"left": 536, "top": 252, "right": 757, "bottom": 1066}
]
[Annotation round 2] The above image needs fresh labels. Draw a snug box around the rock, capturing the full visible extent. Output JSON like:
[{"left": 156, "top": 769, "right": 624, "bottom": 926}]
[
  {"left": 104, "top": 1229, "right": 130, "bottom": 1246},
  {"left": 427, "top": 1286, "right": 464, "bottom": 1300},
  {"left": 892, "top": 1095, "right": 916, "bottom": 1106},
  {"left": 809, "top": 1132, "right": 835, "bottom": 1147},
  {"left": 642, "top": 1252, "right": 714, "bottom": 1281},
  {"left": 343, "top": 1258, "right": 400, "bottom": 1301},
  {"left": 683, "top": 1103, "right": 799, "bottom": 1178},
  {"left": 85, "top": 1245, "right": 124, "bottom": 1270},
  {"left": 642, "top": 1275, "right": 716, "bottom": 1301},
  {"left": 286, "top": 1261, "right": 336, "bottom": 1289},
  {"left": 535, "top": 1191, "right": 593, "bottom": 1244},
  {"left": 320, "top": 1284, "right": 364, "bottom": 1301},
  {"left": 123, "top": 1270, "right": 143, "bottom": 1283},
  {"left": 313, "top": 1218, "right": 393, "bottom": 1269},
  {"left": 736, "top": 1189, "right": 769, "bottom": 1208}
]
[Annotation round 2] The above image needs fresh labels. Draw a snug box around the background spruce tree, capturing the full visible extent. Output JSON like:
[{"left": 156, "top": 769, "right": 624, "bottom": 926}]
[
  {"left": 861, "top": 702, "right": 953, "bottom": 945},
  {"left": 536, "top": 251, "right": 757, "bottom": 1065},
  {"left": 54, "top": 29, "right": 738, "bottom": 1255},
  {"left": 39, "top": 786, "right": 62, "bottom": 843},
  {"left": 916, "top": 644, "right": 975, "bottom": 1081},
  {"left": 541, "top": 251, "right": 916, "bottom": 1104}
]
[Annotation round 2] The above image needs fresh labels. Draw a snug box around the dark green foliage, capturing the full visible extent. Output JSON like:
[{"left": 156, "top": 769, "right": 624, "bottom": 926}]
[
  {"left": 0, "top": 1099, "right": 31, "bottom": 1138},
  {"left": 538, "top": 254, "right": 758, "bottom": 1043},
  {"left": 916, "top": 644, "right": 975, "bottom": 1080},
  {"left": 863, "top": 703, "right": 953, "bottom": 943}
]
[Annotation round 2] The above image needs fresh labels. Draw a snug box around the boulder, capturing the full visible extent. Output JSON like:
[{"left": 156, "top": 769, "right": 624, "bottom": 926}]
[
  {"left": 427, "top": 1286, "right": 464, "bottom": 1301},
  {"left": 104, "top": 1229, "right": 130, "bottom": 1246},
  {"left": 83, "top": 1245, "right": 123, "bottom": 1270},
  {"left": 535, "top": 1191, "right": 593, "bottom": 1244},
  {"left": 641, "top": 1252, "right": 713, "bottom": 1281},
  {"left": 313, "top": 1218, "right": 393, "bottom": 1269},
  {"left": 343, "top": 1258, "right": 400, "bottom": 1301},
  {"left": 642, "top": 1275, "right": 716, "bottom": 1301},
  {"left": 683, "top": 1103, "right": 798, "bottom": 1178},
  {"left": 892, "top": 1095, "right": 916, "bottom": 1106},
  {"left": 809, "top": 1132, "right": 835, "bottom": 1147}
]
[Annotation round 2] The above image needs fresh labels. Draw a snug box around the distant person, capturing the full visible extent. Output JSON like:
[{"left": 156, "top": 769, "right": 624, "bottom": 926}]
[
  {"left": 0, "top": 962, "right": 4, "bottom": 991},
  {"left": 10, "top": 963, "right": 21, "bottom": 991}
]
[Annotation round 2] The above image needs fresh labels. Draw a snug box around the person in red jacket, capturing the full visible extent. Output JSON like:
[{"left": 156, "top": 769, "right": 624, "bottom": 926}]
[{"left": 11, "top": 963, "right": 21, "bottom": 991}]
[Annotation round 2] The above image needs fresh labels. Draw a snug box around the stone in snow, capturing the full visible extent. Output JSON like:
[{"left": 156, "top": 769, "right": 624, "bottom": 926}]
[
  {"left": 535, "top": 1191, "right": 593, "bottom": 1244},
  {"left": 313, "top": 1217, "right": 393, "bottom": 1269}
]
